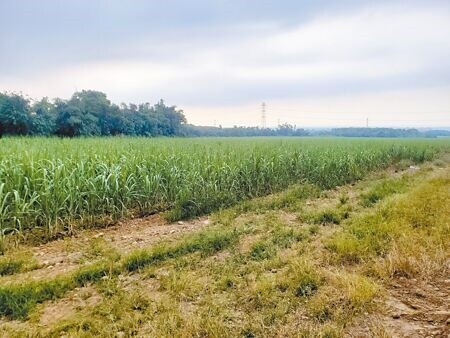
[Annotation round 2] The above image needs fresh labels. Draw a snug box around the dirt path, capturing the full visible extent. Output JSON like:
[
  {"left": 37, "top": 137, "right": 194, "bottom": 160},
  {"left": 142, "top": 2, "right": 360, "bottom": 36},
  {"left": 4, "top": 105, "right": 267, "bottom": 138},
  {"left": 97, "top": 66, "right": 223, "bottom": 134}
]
[
  {"left": 348, "top": 276, "right": 449, "bottom": 337},
  {"left": 0, "top": 215, "right": 210, "bottom": 285},
  {"left": 382, "top": 276, "right": 450, "bottom": 337}
]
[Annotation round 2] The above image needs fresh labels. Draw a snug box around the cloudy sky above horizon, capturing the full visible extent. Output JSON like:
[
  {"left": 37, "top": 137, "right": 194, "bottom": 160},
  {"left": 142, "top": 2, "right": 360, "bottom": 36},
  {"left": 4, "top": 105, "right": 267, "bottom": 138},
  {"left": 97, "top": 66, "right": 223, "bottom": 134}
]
[{"left": 1, "top": 0, "right": 450, "bottom": 127}]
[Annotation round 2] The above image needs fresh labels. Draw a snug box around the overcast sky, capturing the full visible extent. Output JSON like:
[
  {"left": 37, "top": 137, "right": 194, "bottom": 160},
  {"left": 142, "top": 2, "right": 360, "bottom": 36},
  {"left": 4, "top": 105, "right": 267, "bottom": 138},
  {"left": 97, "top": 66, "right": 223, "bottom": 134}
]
[{"left": 1, "top": 0, "right": 449, "bottom": 127}]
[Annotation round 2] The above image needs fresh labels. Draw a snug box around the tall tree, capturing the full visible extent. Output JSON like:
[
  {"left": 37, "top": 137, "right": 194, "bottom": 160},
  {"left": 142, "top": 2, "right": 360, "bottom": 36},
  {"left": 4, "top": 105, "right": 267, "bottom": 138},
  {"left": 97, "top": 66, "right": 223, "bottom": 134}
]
[
  {"left": 30, "top": 97, "right": 56, "bottom": 135},
  {"left": 152, "top": 99, "right": 186, "bottom": 135},
  {"left": 0, "top": 92, "right": 31, "bottom": 137}
]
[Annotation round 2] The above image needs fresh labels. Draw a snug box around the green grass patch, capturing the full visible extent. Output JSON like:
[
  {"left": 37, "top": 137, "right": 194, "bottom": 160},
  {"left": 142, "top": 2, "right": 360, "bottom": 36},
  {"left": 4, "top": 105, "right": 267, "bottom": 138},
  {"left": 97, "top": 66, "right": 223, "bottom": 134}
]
[
  {"left": 246, "top": 183, "right": 320, "bottom": 212},
  {"left": 276, "top": 260, "right": 321, "bottom": 297},
  {"left": 302, "top": 206, "right": 351, "bottom": 225},
  {"left": 73, "top": 261, "right": 117, "bottom": 286},
  {"left": 307, "top": 273, "right": 379, "bottom": 324},
  {"left": 0, "top": 259, "right": 120, "bottom": 320},
  {"left": 314, "top": 210, "right": 343, "bottom": 225},
  {"left": 270, "top": 226, "right": 307, "bottom": 248},
  {"left": 0, "top": 253, "right": 38, "bottom": 276},
  {"left": 249, "top": 240, "right": 276, "bottom": 261},
  {"left": 326, "top": 213, "right": 394, "bottom": 263},
  {"left": 360, "top": 176, "right": 410, "bottom": 207},
  {"left": 327, "top": 174, "right": 449, "bottom": 265},
  {"left": 123, "top": 227, "right": 239, "bottom": 272},
  {"left": 0, "top": 277, "right": 75, "bottom": 319},
  {"left": 0, "top": 259, "right": 23, "bottom": 276}
]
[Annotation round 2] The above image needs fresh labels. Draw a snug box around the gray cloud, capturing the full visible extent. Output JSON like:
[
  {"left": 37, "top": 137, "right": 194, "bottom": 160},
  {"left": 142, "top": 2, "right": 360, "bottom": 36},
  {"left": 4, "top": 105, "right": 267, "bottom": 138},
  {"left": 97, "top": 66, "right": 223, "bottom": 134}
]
[{"left": 1, "top": 0, "right": 449, "bottom": 126}]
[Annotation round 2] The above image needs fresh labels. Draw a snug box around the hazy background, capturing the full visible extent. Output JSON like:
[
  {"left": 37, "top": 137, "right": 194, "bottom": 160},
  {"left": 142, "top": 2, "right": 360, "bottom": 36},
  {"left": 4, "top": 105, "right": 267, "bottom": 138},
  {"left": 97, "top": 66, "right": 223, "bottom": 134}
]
[{"left": 1, "top": 0, "right": 449, "bottom": 127}]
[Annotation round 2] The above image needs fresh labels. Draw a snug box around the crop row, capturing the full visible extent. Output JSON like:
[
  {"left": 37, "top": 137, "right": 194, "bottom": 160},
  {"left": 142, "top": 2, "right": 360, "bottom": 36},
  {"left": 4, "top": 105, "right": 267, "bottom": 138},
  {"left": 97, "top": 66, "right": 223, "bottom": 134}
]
[{"left": 0, "top": 137, "right": 448, "bottom": 241}]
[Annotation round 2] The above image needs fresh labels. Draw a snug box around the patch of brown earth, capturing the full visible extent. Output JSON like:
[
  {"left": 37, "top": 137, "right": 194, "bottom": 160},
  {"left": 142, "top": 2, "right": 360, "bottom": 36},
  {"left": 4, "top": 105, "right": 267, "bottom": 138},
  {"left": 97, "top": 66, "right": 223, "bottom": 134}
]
[
  {"left": 38, "top": 285, "right": 102, "bottom": 326},
  {"left": 2, "top": 216, "right": 210, "bottom": 284},
  {"left": 382, "top": 276, "right": 449, "bottom": 337},
  {"left": 347, "top": 276, "right": 449, "bottom": 337},
  {"left": 0, "top": 262, "right": 79, "bottom": 286},
  {"left": 104, "top": 215, "right": 211, "bottom": 252}
]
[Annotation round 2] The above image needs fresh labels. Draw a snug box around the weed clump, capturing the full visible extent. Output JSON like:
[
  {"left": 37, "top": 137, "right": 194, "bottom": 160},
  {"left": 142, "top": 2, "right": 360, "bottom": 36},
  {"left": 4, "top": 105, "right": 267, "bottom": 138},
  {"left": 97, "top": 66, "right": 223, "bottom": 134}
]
[
  {"left": 249, "top": 241, "right": 276, "bottom": 260},
  {"left": 0, "top": 253, "right": 38, "bottom": 276},
  {"left": 277, "top": 260, "right": 321, "bottom": 298},
  {"left": 360, "top": 177, "right": 409, "bottom": 207},
  {"left": 0, "top": 259, "right": 23, "bottom": 276}
]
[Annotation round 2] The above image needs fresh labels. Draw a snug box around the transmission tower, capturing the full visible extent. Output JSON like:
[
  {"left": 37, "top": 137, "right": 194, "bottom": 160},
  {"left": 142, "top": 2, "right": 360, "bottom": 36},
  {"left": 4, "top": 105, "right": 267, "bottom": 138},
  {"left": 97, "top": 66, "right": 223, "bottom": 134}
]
[{"left": 261, "top": 102, "right": 267, "bottom": 129}]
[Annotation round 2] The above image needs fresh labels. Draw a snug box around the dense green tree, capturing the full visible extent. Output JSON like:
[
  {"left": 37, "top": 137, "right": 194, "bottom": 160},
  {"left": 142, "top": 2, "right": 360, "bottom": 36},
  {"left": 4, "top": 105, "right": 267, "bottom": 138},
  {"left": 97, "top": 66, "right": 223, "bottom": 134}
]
[
  {"left": 152, "top": 100, "right": 186, "bottom": 135},
  {"left": 70, "top": 90, "right": 110, "bottom": 135},
  {"left": 0, "top": 92, "right": 32, "bottom": 137},
  {"left": 54, "top": 101, "right": 99, "bottom": 137},
  {"left": 30, "top": 97, "right": 56, "bottom": 135}
]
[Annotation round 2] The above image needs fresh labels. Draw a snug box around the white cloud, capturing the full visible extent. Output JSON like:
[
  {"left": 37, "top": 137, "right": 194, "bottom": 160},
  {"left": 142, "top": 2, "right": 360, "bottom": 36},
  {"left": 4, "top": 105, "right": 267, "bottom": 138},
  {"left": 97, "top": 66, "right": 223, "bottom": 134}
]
[{"left": 1, "top": 2, "right": 449, "bottom": 126}]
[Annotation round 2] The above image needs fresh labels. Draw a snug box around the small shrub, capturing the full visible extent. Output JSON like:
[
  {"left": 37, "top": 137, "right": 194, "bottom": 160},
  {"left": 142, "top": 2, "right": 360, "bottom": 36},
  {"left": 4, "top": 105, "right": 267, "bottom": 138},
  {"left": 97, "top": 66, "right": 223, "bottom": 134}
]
[
  {"left": 314, "top": 209, "right": 342, "bottom": 225},
  {"left": 339, "top": 193, "right": 349, "bottom": 205},
  {"left": 250, "top": 241, "right": 276, "bottom": 260},
  {"left": 0, "top": 259, "right": 23, "bottom": 276}
]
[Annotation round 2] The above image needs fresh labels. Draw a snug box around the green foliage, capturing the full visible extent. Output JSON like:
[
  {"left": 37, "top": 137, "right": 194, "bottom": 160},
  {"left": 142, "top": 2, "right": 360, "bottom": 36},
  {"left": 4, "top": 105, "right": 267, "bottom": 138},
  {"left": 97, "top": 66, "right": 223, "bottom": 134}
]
[
  {"left": 0, "top": 91, "right": 186, "bottom": 137},
  {"left": 339, "top": 193, "right": 349, "bottom": 205},
  {"left": 330, "top": 127, "right": 421, "bottom": 138},
  {"left": 294, "top": 273, "right": 320, "bottom": 297},
  {"left": 303, "top": 206, "right": 351, "bottom": 225},
  {"left": 0, "top": 261, "right": 117, "bottom": 319},
  {"left": 0, "top": 137, "right": 447, "bottom": 242},
  {"left": 31, "top": 97, "right": 56, "bottom": 135},
  {"left": 0, "top": 226, "right": 238, "bottom": 320},
  {"left": 326, "top": 213, "right": 393, "bottom": 263},
  {"left": 270, "top": 226, "right": 306, "bottom": 248},
  {"left": 183, "top": 123, "right": 309, "bottom": 137},
  {"left": 307, "top": 273, "right": 379, "bottom": 325},
  {"left": 313, "top": 209, "right": 343, "bottom": 225},
  {"left": 327, "top": 175, "right": 450, "bottom": 264},
  {"left": 0, "top": 93, "right": 32, "bottom": 137}
]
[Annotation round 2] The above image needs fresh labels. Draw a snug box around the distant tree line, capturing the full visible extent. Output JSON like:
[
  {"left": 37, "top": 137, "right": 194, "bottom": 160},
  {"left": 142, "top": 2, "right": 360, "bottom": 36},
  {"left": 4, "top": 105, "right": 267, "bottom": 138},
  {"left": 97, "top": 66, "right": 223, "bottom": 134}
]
[
  {"left": 183, "top": 126, "right": 449, "bottom": 138},
  {"left": 325, "top": 127, "right": 422, "bottom": 138},
  {"left": 0, "top": 90, "right": 186, "bottom": 137},
  {"left": 310, "top": 127, "right": 449, "bottom": 138},
  {"left": 1, "top": 91, "right": 448, "bottom": 138},
  {"left": 181, "top": 123, "right": 310, "bottom": 137}
]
